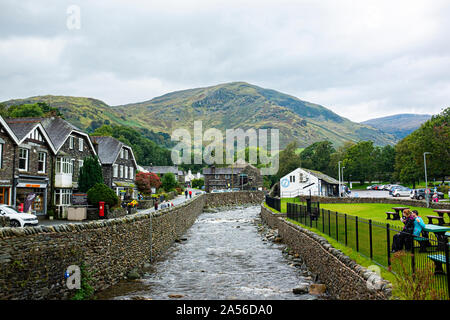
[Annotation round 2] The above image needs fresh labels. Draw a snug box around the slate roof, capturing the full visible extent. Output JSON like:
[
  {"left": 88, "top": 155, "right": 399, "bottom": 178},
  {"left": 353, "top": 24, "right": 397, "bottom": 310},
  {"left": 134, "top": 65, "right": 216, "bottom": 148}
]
[
  {"left": 4, "top": 118, "right": 42, "bottom": 141},
  {"left": 143, "top": 166, "right": 180, "bottom": 175},
  {"left": 39, "top": 117, "right": 82, "bottom": 151},
  {"left": 302, "top": 168, "right": 340, "bottom": 185},
  {"left": 91, "top": 136, "right": 123, "bottom": 164}
]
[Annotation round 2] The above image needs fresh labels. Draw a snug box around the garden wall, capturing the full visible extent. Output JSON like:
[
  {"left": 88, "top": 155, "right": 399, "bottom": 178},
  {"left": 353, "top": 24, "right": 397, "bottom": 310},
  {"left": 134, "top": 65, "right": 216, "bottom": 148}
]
[
  {"left": 260, "top": 205, "right": 392, "bottom": 300},
  {"left": 298, "top": 196, "right": 450, "bottom": 209}
]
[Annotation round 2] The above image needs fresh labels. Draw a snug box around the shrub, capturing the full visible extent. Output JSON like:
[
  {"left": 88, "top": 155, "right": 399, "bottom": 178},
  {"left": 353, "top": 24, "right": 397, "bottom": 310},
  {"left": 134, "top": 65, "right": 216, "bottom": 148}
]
[
  {"left": 135, "top": 172, "right": 161, "bottom": 194},
  {"left": 191, "top": 178, "right": 204, "bottom": 189},
  {"left": 87, "top": 183, "right": 119, "bottom": 208},
  {"left": 161, "top": 172, "right": 178, "bottom": 192},
  {"left": 79, "top": 156, "right": 104, "bottom": 193}
]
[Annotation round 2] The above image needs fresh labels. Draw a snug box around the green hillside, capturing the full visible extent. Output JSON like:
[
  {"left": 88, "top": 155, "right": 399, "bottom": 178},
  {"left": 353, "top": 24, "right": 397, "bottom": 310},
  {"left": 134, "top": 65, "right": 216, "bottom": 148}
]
[
  {"left": 362, "top": 113, "right": 432, "bottom": 139},
  {"left": 1, "top": 82, "right": 397, "bottom": 149}
]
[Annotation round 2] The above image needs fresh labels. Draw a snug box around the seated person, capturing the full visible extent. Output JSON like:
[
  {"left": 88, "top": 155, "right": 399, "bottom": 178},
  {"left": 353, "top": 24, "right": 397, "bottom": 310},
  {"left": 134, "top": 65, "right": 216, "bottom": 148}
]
[{"left": 392, "top": 209, "right": 415, "bottom": 252}]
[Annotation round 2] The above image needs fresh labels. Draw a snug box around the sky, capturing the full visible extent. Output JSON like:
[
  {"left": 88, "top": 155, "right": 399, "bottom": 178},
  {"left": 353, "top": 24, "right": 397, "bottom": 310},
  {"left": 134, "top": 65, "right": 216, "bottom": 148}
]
[{"left": 0, "top": 0, "right": 449, "bottom": 122}]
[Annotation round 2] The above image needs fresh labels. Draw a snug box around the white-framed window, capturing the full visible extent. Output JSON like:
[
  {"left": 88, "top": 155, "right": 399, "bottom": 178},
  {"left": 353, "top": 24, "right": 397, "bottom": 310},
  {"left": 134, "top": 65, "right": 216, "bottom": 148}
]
[
  {"left": 79, "top": 160, "right": 84, "bottom": 169},
  {"left": 19, "top": 148, "right": 28, "bottom": 171},
  {"left": 119, "top": 165, "right": 123, "bottom": 178},
  {"left": 124, "top": 149, "right": 128, "bottom": 160},
  {"left": 124, "top": 166, "right": 128, "bottom": 179},
  {"left": 38, "top": 152, "right": 46, "bottom": 173},
  {"left": 129, "top": 167, "right": 134, "bottom": 180},
  {"left": 113, "top": 164, "right": 118, "bottom": 178},
  {"left": 55, "top": 189, "right": 72, "bottom": 206},
  {"left": 120, "top": 148, "right": 124, "bottom": 159},
  {"left": 56, "top": 157, "right": 73, "bottom": 174},
  {"left": 71, "top": 159, "right": 75, "bottom": 174},
  {"left": 79, "top": 138, "right": 83, "bottom": 151},
  {"left": 69, "top": 136, "right": 74, "bottom": 149},
  {"left": 0, "top": 143, "right": 3, "bottom": 169}
]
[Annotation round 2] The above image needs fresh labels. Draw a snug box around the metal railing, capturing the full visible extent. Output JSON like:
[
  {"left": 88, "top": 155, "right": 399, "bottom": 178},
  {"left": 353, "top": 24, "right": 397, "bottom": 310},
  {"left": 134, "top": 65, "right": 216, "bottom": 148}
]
[
  {"left": 286, "top": 202, "right": 450, "bottom": 299},
  {"left": 265, "top": 195, "right": 281, "bottom": 212}
]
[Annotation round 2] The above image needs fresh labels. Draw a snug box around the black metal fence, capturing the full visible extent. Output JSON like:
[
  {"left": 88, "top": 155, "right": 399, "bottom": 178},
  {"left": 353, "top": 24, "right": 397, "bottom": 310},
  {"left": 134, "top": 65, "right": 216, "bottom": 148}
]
[
  {"left": 286, "top": 202, "right": 450, "bottom": 300},
  {"left": 265, "top": 195, "right": 281, "bottom": 212}
]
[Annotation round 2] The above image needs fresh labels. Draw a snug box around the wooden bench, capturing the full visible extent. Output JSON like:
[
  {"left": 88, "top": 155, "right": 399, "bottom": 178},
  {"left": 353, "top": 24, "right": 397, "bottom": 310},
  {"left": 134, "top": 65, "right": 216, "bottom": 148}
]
[
  {"left": 427, "top": 254, "right": 449, "bottom": 275},
  {"left": 426, "top": 215, "right": 445, "bottom": 226},
  {"left": 414, "top": 236, "right": 430, "bottom": 253},
  {"left": 386, "top": 211, "right": 400, "bottom": 220}
]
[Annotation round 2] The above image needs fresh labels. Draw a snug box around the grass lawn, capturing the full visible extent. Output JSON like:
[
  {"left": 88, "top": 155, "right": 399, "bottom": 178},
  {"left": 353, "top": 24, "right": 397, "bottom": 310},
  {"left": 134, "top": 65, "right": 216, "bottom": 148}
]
[{"left": 318, "top": 203, "right": 449, "bottom": 228}]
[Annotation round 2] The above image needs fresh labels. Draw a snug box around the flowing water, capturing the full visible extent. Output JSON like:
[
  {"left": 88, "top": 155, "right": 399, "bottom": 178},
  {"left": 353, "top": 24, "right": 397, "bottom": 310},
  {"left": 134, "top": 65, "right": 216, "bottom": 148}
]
[{"left": 96, "top": 206, "right": 317, "bottom": 300}]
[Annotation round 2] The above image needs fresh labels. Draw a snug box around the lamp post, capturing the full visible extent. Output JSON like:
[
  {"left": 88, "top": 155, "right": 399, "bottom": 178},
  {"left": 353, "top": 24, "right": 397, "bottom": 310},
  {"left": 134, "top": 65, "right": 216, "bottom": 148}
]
[
  {"left": 342, "top": 166, "right": 345, "bottom": 196},
  {"left": 423, "top": 152, "right": 431, "bottom": 208},
  {"left": 338, "top": 161, "right": 342, "bottom": 197}
]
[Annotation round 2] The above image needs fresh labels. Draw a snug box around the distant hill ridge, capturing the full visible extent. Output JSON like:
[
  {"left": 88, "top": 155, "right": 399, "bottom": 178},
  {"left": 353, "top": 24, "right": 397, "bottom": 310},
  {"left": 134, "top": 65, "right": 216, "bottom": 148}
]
[
  {"left": 362, "top": 113, "right": 432, "bottom": 140},
  {"left": 2, "top": 82, "right": 397, "bottom": 148}
]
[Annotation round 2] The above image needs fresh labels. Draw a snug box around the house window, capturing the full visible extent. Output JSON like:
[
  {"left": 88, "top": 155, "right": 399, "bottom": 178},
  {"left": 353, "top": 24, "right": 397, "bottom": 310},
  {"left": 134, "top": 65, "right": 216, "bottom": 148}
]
[
  {"left": 71, "top": 159, "right": 75, "bottom": 174},
  {"left": 0, "top": 143, "right": 3, "bottom": 169},
  {"left": 55, "top": 189, "right": 72, "bottom": 206},
  {"left": 79, "top": 160, "right": 84, "bottom": 169},
  {"left": 120, "top": 149, "right": 124, "bottom": 159},
  {"left": 124, "top": 166, "right": 128, "bottom": 179},
  {"left": 113, "top": 164, "right": 118, "bottom": 178},
  {"left": 290, "top": 175, "right": 295, "bottom": 183},
  {"left": 56, "top": 157, "right": 72, "bottom": 174},
  {"left": 69, "top": 136, "right": 74, "bottom": 149},
  {"left": 119, "top": 165, "right": 123, "bottom": 178},
  {"left": 215, "top": 174, "right": 220, "bottom": 179},
  {"left": 38, "top": 152, "right": 46, "bottom": 173},
  {"left": 124, "top": 149, "right": 129, "bottom": 159},
  {"left": 19, "top": 148, "right": 28, "bottom": 171},
  {"left": 129, "top": 167, "right": 134, "bottom": 180},
  {"left": 79, "top": 138, "right": 83, "bottom": 151}
]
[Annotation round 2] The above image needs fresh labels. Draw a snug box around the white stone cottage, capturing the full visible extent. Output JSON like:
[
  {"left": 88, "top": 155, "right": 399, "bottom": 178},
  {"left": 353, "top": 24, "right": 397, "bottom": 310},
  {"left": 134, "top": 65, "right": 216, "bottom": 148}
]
[{"left": 280, "top": 168, "right": 339, "bottom": 198}]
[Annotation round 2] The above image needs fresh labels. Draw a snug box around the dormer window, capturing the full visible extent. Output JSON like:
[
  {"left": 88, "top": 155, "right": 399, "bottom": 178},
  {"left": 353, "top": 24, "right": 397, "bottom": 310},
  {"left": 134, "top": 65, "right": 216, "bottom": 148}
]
[
  {"left": 120, "top": 148, "right": 124, "bottom": 159},
  {"left": 79, "top": 138, "right": 83, "bottom": 151},
  {"left": 69, "top": 136, "right": 74, "bottom": 149}
]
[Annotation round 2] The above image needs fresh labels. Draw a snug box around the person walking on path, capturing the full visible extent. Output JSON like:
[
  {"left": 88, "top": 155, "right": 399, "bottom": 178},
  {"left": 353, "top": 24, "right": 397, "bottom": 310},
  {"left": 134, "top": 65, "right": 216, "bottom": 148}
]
[
  {"left": 185, "top": 190, "right": 188, "bottom": 199},
  {"left": 154, "top": 200, "right": 159, "bottom": 211},
  {"left": 189, "top": 190, "right": 192, "bottom": 199}
]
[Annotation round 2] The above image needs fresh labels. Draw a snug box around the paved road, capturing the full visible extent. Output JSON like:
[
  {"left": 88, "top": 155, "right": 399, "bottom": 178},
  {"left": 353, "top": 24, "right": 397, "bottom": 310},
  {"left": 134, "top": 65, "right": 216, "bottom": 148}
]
[{"left": 39, "top": 188, "right": 204, "bottom": 226}]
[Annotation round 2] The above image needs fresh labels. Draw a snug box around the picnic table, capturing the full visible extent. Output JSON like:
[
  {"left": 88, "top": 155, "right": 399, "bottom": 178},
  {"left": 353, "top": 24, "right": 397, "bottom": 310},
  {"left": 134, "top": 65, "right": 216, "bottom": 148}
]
[
  {"left": 433, "top": 209, "right": 450, "bottom": 225},
  {"left": 423, "top": 224, "right": 450, "bottom": 251},
  {"left": 388, "top": 207, "right": 409, "bottom": 220}
]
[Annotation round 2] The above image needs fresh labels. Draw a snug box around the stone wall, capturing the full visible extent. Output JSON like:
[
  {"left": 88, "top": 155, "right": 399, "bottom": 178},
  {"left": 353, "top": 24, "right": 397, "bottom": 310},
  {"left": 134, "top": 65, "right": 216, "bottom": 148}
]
[
  {"left": 260, "top": 205, "right": 392, "bottom": 300},
  {"left": 0, "top": 216, "right": 9, "bottom": 227},
  {"left": 204, "top": 191, "right": 265, "bottom": 208},
  {"left": 298, "top": 196, "right": 450, "bottom": 209}
]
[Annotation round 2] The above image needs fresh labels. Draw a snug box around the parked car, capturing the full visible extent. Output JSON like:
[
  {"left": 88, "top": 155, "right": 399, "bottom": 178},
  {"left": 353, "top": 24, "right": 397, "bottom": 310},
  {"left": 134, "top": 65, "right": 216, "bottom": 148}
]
[
  {"left": 388, "top": 185, "right": 403, "bottom": 195},
  {"left": 392, "top": 187, "right": 411, "bottom": 197},
  {"left": 0, "top": 205, "right": 39, "bottom": 228},
  {"left": 410, "top": 189, "right": 444, "bottom": 200},
  {"left": 366, "top": 184, "right": 377, "bottom": 190}
]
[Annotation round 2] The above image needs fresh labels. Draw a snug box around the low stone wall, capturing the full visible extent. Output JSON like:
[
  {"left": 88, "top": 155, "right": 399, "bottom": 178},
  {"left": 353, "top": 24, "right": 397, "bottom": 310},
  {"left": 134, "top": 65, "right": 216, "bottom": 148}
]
[
  {"left": 0, "top": 216, "right": 9, "bottom": 227},
  {"left": 260, "top": 205, "right": 392, "bottom": 300},
  {"left": 204, "top": 191, "right": 265, "bottom": 208},
  {"left": 298, "top": 196, "right": 450, "bottom": 209}
]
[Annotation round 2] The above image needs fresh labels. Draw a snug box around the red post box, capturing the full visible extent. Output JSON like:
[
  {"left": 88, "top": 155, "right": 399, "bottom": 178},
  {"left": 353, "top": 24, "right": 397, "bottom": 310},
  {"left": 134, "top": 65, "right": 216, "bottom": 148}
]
[
  {"left": 18, "top": 203, "right": 24, "bottom": 212},
  {"left": 99, "top": 201, "right": 105, "bottom": 217}
]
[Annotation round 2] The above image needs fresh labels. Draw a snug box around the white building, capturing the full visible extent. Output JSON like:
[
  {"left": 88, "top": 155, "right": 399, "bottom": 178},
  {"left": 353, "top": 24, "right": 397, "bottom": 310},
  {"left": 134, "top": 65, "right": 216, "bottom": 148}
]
[{"left": 280, "top": 168, "right": 339, "bottom": 198}]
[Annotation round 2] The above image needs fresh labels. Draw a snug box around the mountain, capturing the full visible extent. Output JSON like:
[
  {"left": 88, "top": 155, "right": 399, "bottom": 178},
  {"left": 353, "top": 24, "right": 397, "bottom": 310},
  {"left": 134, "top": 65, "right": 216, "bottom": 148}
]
[
  {"left": 1, "top": 82, "right": 397, "bottom": 148},
  {"left": 362, "top": 114, "right": 432, "bottom": 140}
]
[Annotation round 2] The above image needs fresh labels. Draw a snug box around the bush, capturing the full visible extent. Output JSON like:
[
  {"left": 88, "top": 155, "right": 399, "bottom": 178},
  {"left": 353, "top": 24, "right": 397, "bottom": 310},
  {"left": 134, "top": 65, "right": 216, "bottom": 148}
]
[
  {"left": 87, "top": 183, "right": 119, "bottom": 208},
  {"left": 191, "top": 178, "right": 204, "bottom": 189},
  {"left": 161, "top": 172, "right": 178, "bottom": 192},
  {"left": 135, "top": 172, "right": 161, "bottom": 194}
]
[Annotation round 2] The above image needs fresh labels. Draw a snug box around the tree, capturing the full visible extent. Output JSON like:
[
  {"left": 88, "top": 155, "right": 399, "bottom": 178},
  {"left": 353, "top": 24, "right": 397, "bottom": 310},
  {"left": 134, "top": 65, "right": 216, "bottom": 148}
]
[
  {"left": 7, "top": 104, "right": 44, "bottom": 118},
  {"left": 274, "top": 141, "right": 302, "bottom": 182},
  {"left": 342, "top": 141, "right": 376, "bottom": 184},
  {"left": 87, "top": 183, "right": 119, "bottom": 207},
  {"left": 299, "top": 141, "right": 335, "bottom": 175},
  {"left": 78, "top": 156, "right": 104, "bottom": 193},
  {"left": 135, "top": 172, "right": 161, "bottom": 194},
  {"left": 191, "top": 178, "right": 204, "bottom": 189},
  {"left": 161, "top": 172, "right": 178, "bottom": 192}
]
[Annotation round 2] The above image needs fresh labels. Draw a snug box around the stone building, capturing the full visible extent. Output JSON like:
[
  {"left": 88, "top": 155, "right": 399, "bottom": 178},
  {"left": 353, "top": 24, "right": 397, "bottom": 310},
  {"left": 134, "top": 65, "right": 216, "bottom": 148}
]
[
  {"left": 38, "top": 117, "right": 97, "bottom": 215},
  {"left": 202, "top": 162, "right": 263, "bottom": 193},
  {"left": 143, "top": 165, "right": 185, "bottom": 184},
  {"left": 92, "top": 136, "right": 138, "bottom": 201},
  {"left": 1, "top": 116, "right": 57, "bottom": 216}
]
